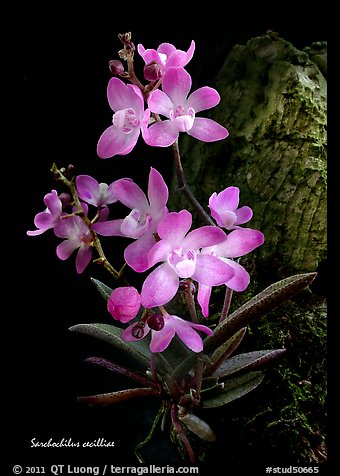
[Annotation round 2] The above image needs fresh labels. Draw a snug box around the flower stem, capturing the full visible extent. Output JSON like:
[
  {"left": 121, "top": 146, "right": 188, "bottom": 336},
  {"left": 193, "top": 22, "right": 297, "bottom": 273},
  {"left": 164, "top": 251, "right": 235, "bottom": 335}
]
[
  {"left": 219, "top": 286, "right": 234, "bottom": 323},
  {"left": 184, "top": 279, "right": 198, "bottom": 323},
  {"left": 50, "top": 163, "right": 123, "bottom": 282},
  {"left": 170, "top": 404, "right": 196, "bottom": 464},
  {"left": 134, "top": 404, "right": 165, "bottom": 464},
  {"left": 171, "top": 141, "right": 215, "bottom": 226}
]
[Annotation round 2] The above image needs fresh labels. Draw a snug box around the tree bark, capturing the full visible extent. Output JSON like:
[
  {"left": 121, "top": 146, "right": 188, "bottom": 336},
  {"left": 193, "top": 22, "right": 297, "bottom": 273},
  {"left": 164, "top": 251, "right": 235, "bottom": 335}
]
[{"left": 171, "top": 34, "right": 327, "bottom": 278}]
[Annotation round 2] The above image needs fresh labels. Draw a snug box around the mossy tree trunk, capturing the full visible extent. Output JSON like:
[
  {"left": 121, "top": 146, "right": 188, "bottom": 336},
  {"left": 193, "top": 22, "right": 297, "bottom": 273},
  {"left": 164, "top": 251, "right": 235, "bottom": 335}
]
[{"left": 171, "top": 35, "right": 327, "bottom": 279}]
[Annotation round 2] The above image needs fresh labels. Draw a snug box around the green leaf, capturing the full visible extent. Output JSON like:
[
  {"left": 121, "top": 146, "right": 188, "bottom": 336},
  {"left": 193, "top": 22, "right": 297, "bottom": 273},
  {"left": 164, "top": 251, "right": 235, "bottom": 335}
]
[
  {"left": 90, "top": 278, "right": 113, "bottom": 302},
  {"left": 212, "top": 349, "right": 286, "bottom": 379},
  {"left": 201, "top": 371, "right": 265, "bottom": 408},
  {"left": 205, "top": 328, "right": 247, "bottom": 376},
  {"left": 78, "top": 387, "right": 158, "bottom": 405},
  {"left": 69, "top": 323, "right": 151, "bottom": 368},
  {"left": 204, "top": 272, "right": 317, "bottom": 353}
]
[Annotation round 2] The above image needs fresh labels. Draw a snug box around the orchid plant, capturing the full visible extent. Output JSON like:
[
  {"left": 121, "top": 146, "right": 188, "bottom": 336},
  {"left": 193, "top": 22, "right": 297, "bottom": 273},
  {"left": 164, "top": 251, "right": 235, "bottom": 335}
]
[{"left": 27, "top": 32, "right": 316, "bottom": 464}]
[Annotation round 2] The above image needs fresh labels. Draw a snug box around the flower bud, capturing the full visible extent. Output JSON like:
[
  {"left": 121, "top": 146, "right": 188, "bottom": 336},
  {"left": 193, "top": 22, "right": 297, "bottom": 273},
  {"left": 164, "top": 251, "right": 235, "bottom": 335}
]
[
  {"left": 59, "top": 192, "right": 72, "bottom": 208},
  {"left": 109, "top": 59, "right": 125, "bottom": 76},
  {"left": 131, "top": 323, "right": 145, "bottom": 339},
  {"left": 107, "top": 286, "right": 141, "bottom": 323},
  {"left": 147, "top": 313, "right": 165, "bottom": 331},
  {"left": 144, "top": 61, "right": 163, "bottom": 81}
]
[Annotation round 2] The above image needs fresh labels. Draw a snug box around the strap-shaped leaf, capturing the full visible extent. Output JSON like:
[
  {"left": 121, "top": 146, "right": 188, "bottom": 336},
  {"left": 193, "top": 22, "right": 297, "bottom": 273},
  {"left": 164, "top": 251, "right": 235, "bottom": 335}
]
[
  {"left": 84, "top": 357, "right": 156, "bottom": 388},
  {"left": 69, "top": 323, "right": 151, "bottom": 368},
  {"left": 78, "top": 387, "right": 157, "bottom": 405},
  {"left": 204, "top": 272, "right": 317, "bottom": 353},
  {"left": 201, "top": 371, "right": 265, "bottom": 408},
  {"left": 90, "top": 278, "right": 113, "bottom": 301},
  {"left": 212, "top": 349, "right": 286, "bottom": 379},
  {"left": 205, "top": 328, "right": 247, "bottom": 376}
]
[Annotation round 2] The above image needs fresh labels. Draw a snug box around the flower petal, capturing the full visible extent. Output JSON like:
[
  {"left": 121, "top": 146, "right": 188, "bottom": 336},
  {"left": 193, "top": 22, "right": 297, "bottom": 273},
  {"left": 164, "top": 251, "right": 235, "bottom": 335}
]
[
  {"left": 186, "top": 87, "right": 220, "bottom": 113},
  {"left": 170, "top": 315, "right": 210, "bottom": 352},
  {"left": 197, "top": 283, "right": 212, "bottom": 318},
  {"left": 112, "top": 179, "right": 149, "bottom": 213},
  {"left": 92, "top": 219, "right": 125, "bottom": 236},
  {"left": 157, "top": 42, "right": 177, "bottom": 58},
  {"left": 97, "top": 125, "right": 139, "bottom": 159},
  {"left": 150, "top": 322, "right": 176, "bottom": 353},
  {"left": 209, "top": 187, "right": 239, "bottom": 212},
  {"left": 56, "top": 239, "right": 79, "bottom": 260},
  {"left": 76, "top": 246, "right": 92, "bottom": 274},
  {"left": 144, "top": 120, "right": 178, "bottom": 147},
  {"left": 181, "top": 226, "right": 226, "bottom": 250},
  {"left": 76, "top": 175, "right": 99, "bottom": 206},
  {"left": 166, "top": 40, "right": 195, "bottom": 68},
  {"left": 148, "top": 240, "right": 172, "bottom": 268},
  {"left": 221, "top": 258, "right": 250, "bottom": 291},
  {"left": 192, "top": 254, "right": 234, "bottom": 286},
  {"left": 34, "top": 211, "right": 57, "bottom": 230},
  {"left": 107, "top": 77, "right": 143, "bottom": 112},
  {"left": 214, "top": 228, "right": 265, "bottom": 258},
  {"left": 44, "top": 190, "right": 62, "bottom": 216},
  {"left": 141, "top": 263, "right": 179, "bottom": 308},
  {"left": 147, "top": 89, "right": 174, "bottom": 117},
  {"left": 157, "top": 210, "right": 192, "bottom": 246},
  {"left": 188, "top": 117, "right": 229, "bottom": 142},
  {"left": 148, "top": 167, "right": 169, "bottom": 229},
  {"left": 235, "top": 206, "right": 253, "bottom": 225},
  {"left": 162, "top": 67, "right": 192, "bottom": 106},
  {"left": 124, "top": 232, "right": 156, "bottom": 272}
]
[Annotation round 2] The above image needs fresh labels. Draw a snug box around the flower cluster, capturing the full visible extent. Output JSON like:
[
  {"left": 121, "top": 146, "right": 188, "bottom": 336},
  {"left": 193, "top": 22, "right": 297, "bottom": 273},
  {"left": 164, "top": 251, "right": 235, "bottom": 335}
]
[{"left": 25, "top": 33, "right": 302, "bottom": 466}]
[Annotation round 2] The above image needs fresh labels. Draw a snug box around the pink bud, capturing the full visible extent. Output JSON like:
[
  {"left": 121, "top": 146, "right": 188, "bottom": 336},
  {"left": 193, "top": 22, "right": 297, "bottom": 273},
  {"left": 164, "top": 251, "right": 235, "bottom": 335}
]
[
  {"left": 107, "top": 287, "right": 141, "bottom": 323},
  {"left": 144, "top": 61, "right": 163, "bottom": 81}
]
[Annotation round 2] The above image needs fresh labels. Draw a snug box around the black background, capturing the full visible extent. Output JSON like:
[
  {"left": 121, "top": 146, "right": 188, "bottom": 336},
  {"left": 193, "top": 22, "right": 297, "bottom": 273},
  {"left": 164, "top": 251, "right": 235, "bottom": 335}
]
[{"left": 12, "top": 10, "right": 327, "bottom": 471}]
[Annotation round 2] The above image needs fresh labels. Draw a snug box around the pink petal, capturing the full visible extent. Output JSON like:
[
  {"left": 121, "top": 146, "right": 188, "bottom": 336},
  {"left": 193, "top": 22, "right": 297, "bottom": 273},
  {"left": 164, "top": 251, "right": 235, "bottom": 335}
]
[
  {"left": 166, "top": 40, "right": 195, "bottom": 68},
  {"left": 98, "top": 207, "right": 110, "bottom": 221},
  {"left": 56, "top": 239, "right": 79, "bottom": 260},
  {"left": 215, "top": 229, "right": 265, "bottom": 258},
  {"left": 189, "top": 322, "right": 214, "bottom": 337},
  {"left": 92, "top": 219, "right": 125, "bottom": 237},
  {"left": 137, "top": 44, "right": 146, "bottom": 58},
  {"left": 27, "top": 229, "right": 46, "bottom": 236},
  {"left": 171, "top": 317, "right": 204, "bottom": 352},
  {"left": 148, "top": 240, "right": 172, "bottom": 268},
  {"left": 144, "top": 120, "right": 178, "bottom": 147},
  {"left": 112, "top": 179, "right": 149, "bottom": 213},
  {"left": 140, "top": 263, "right": 179, "bottom": 308},
  {"left": 209, "top": 187, "right": 239, "bottom": 212},
  {"left": 44, "top": 190, "right": 62, "bottom": 216},
  {"left": 120, "top": 210, "right": 151, "bottom": 239},
  {"left": 148, "top": 168, "right": 169, "bottom": 228},
  {"left": 76, "top": 246, "right": 92, "bottom": 274},
  {"left": 162, "top": 67, "right": 192, "bottom": 106},
  {"left": 188, "top": 117, "right": 229, "bottom": 142},
  {"left": 235, "top": 206, "right": 253, "bottom": 225},
  {"left": 157, "top": 210, "right": 192, "bottom": 246},
  {"left": 34, "top": 211, "right": 57, "bottom": 230},
  {"left": 147, "top": 90, "right": 174, "bottom": 117},
  {"left": 76, "top": 175, "right": 99, "bottom": 206},
  {"left": 97, "top": 125, "right": 139, "bottom": 159},
  {"left": 222, "top": 258, "right": 250, "bottom": 291},
  {"left": 124, "top": 232, "right": 156, "bottom": 272},
  {"left": 158, "top": 43, "right": 177, "bottom": 58},
  {"left": 186, "top": 87, "right": 220, "bottom": 113},
  {"left": 197, "top": 283, "right": 212, "bottom": 318},
  {"left": 54, "top": 216, "right": 81, "bottom": 239},
  {"left": 192, "top": 254, "right": 234, "bottom": 286},
  {"left": 150, "top": 322, "right": 176, "bottom": 353},
  {"left": 181, "top": 226, "right": 226, "bottom": 250},
  {"left": 107, "top": 77, "right": 143, "bottom": 113}
]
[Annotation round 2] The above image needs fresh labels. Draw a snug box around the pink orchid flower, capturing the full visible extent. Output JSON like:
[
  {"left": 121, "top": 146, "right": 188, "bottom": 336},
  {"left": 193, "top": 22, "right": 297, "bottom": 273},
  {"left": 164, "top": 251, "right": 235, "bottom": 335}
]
[
  {"left": 144, "top": 67, "right": 229, "bottom": 147},
  {"left": 197, "top": 228, "right": 265, "bottom": 317},
  {"left": 27, "top": 190, "right": 67, "bottom": 236},
  {"left": 93, "top": 168, "right": 168, "bottom": 272},
  {"left": 137, "top": 40, "right": 195, "bottom": 79},
  {"left": 97, "top": 77, "right": 149, "bottom": 158},
  {"left": 76, "top": 175, "right": 118, "bottom": 208},
  {"left": 54, "top": 204, "right": 108, "bottom": 274},
  {"left": 122, "top": 310, "right": 213, "bottom": 353},
  {"left": 107, "top": 287, "right": 141, "bottom": 323},
  {"left": 208, "top": 186, "right": 253, "bottom": 229},
  {"left": 140, "top": 210, "right": 234, "bottom": 309}
]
